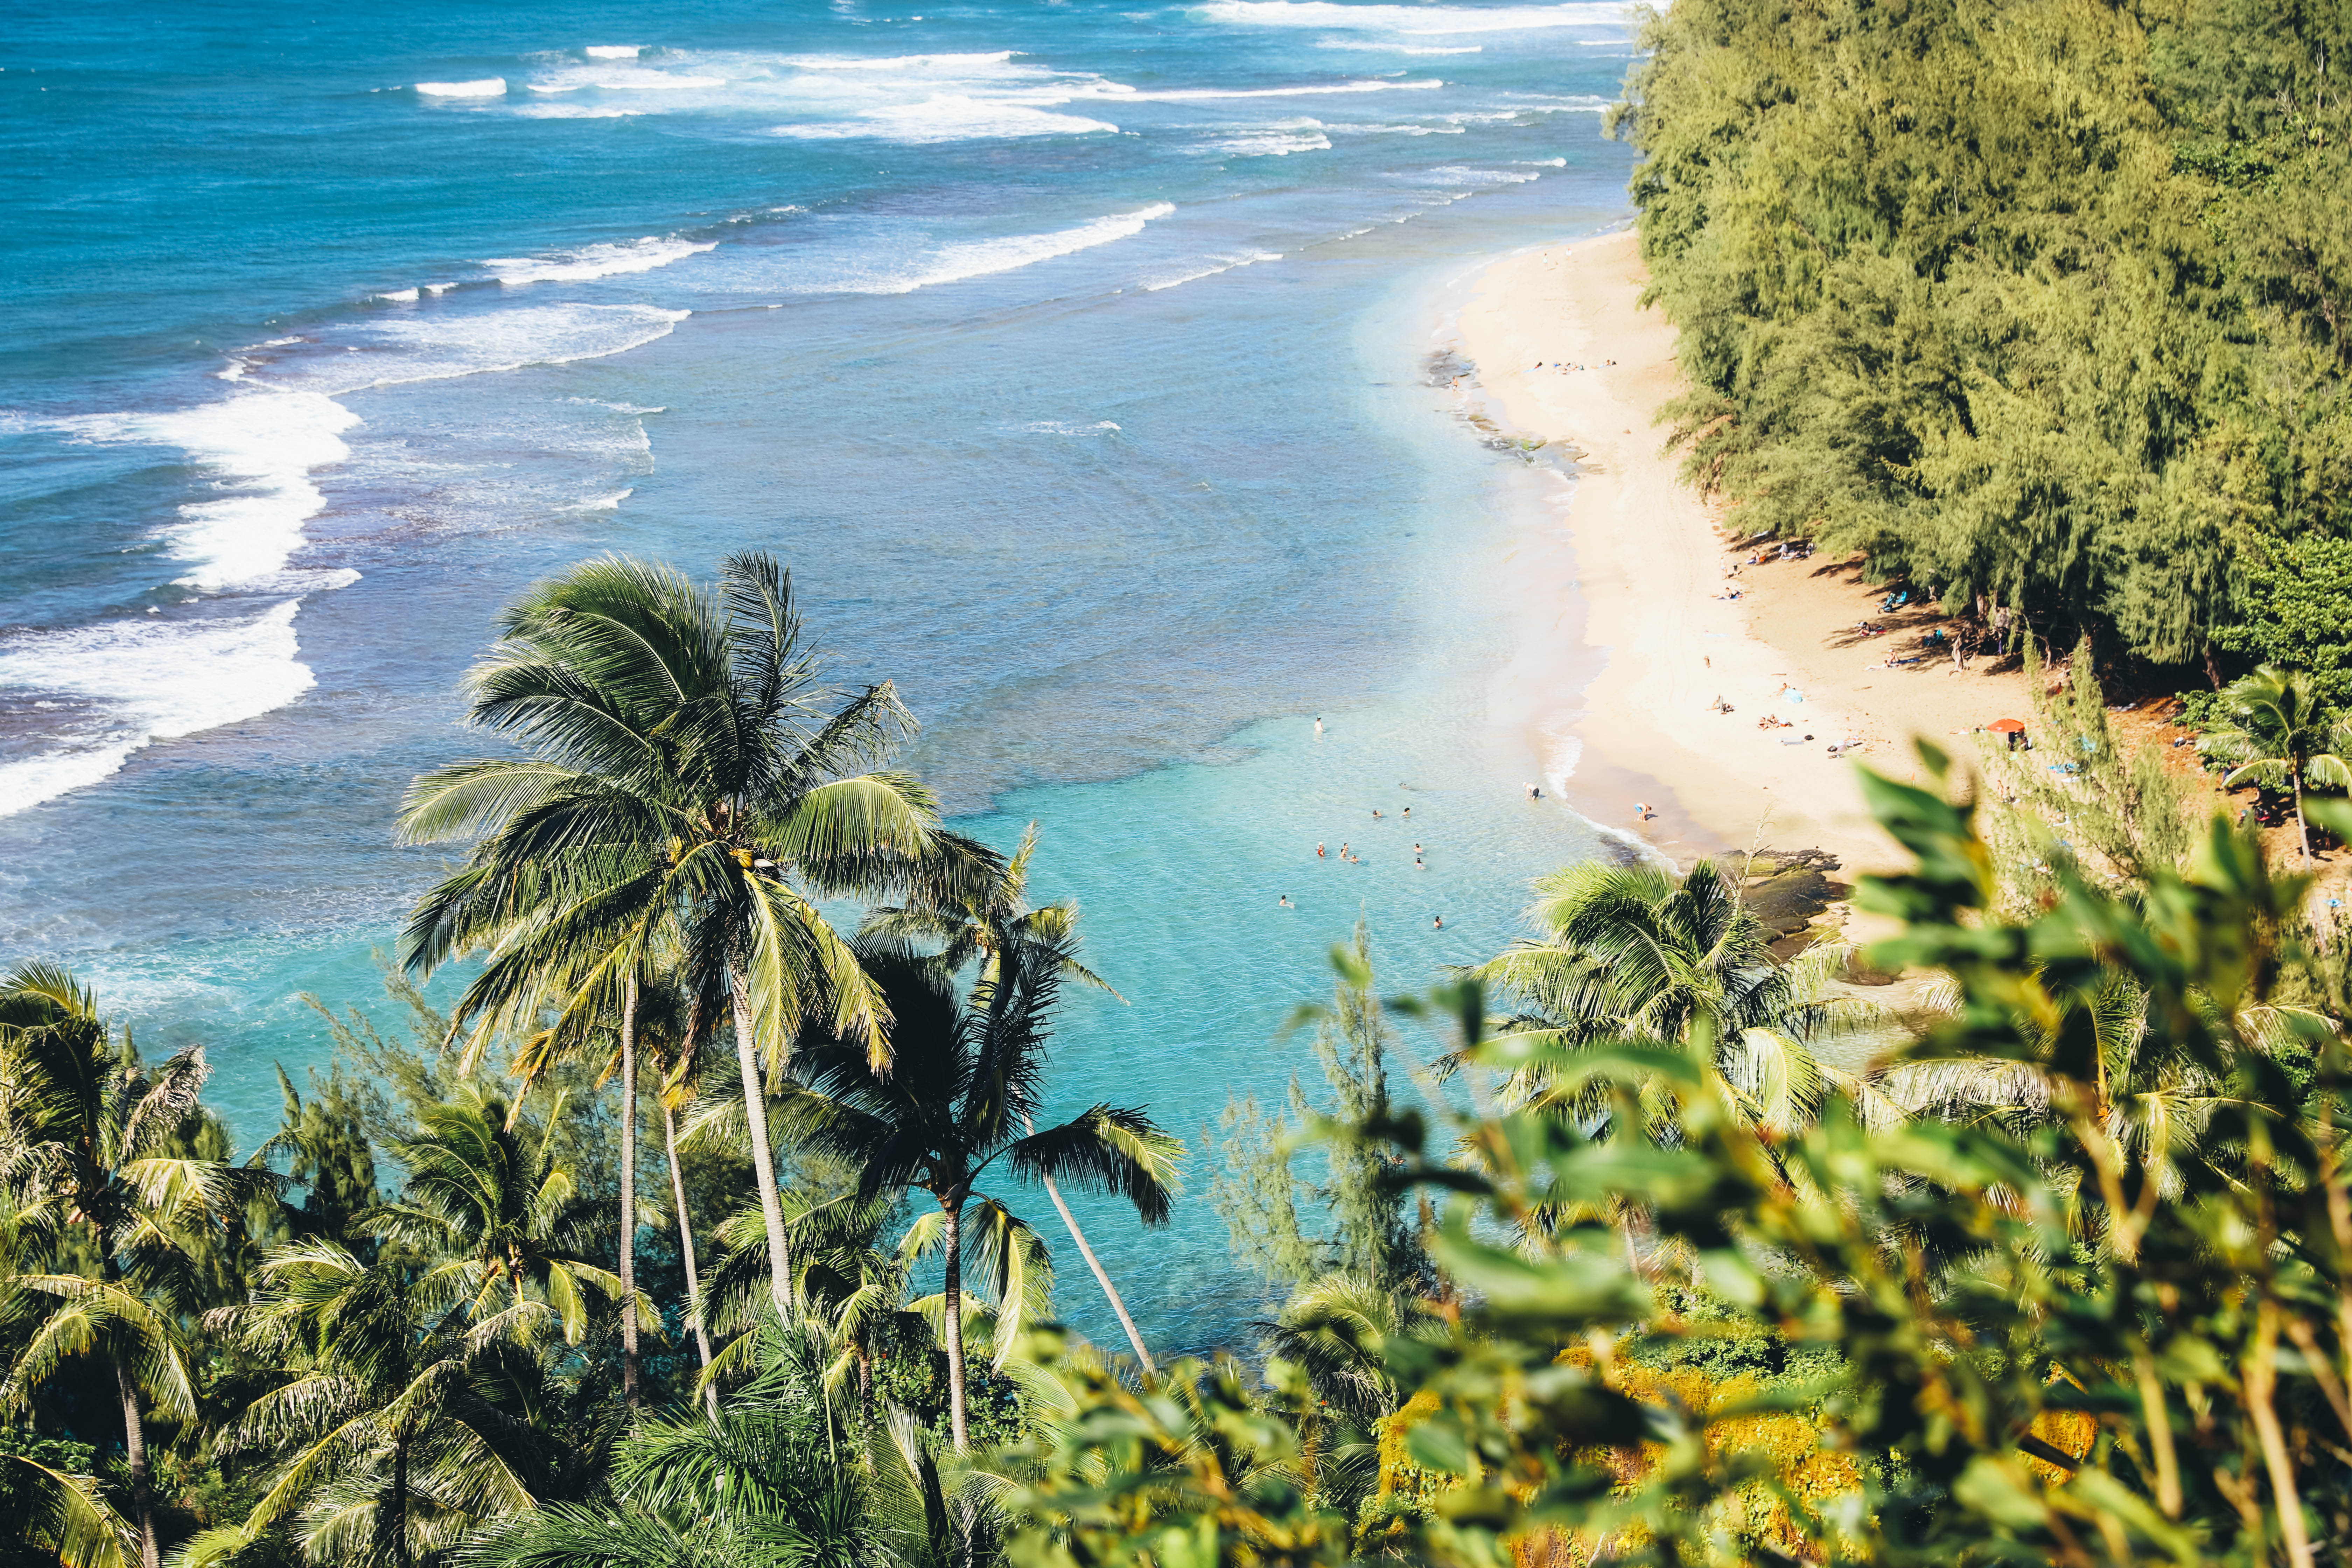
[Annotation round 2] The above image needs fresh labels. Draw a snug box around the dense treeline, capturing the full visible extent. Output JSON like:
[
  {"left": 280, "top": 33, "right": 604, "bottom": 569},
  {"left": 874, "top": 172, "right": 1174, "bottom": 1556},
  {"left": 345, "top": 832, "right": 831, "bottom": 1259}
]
[
  {"left": 1611, "top": 0, "right": 2352, "bottom": 695},
  {"left": 9, "top": 556, "right": 2352, "bottom": 1568}
]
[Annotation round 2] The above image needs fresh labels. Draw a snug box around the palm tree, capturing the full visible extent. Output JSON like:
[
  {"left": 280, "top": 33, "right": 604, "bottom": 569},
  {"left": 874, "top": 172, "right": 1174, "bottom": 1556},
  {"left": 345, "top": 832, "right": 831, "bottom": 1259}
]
[
  {"left": 0, "top": 1441, "right": 135, "bottom": 1568},
  {"left": 0, "top": 964, "right": 231, "bottom": 1568},
  {"left": 466, "top": 1316, "right": 975, "bottom": 1568},
  {"left": 2197, "top": 663, "right": 2352, "bottom": 863},
  {"left": 863, "top": 825, "right": 1157, "bottom": 1372},
  {"left": 189, "top": 1241, "right": 544, "bottom": 1568},
  {"left": 786, "top": 937, "right": 1181, "bottom": 1450},
  {"left": 362, "top": 1089, "right": 630, "bottom": 1348},
  {"left": 398, "top": 553, "right": 993, "bottom": 1319},
  {"left": 1467, "top": 860, "right": 1895, "bottom": 1137}
]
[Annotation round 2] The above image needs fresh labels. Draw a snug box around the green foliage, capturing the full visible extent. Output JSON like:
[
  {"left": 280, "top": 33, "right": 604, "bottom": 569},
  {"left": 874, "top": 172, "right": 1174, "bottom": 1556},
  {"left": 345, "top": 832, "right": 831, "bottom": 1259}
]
[
  {"left": 1007, "top": 751, "right": 2352, "bottom": 1568},
  {"left": 1983, "top": 639, "right": 2194, "bottom": 909},
  {"left": 1208, "top": 923, "right": 1428, "bottom": 1300},
  {"left": 461, "top": 1314, "right": 986, "bottom": 1568},
  {"left": 870, "top": 1345, "right": 1025, "bottom": 1452},
  {"left": 1613, "top": 0, "right": 2352, "bottom": 679},
  {"left": 2197, "top": 661, "right": 2352, "bottom": 860},
  {"left": 2214, "top": 533, "right": 2352, "bottom": 708},
  {"left": 0, "top": 1428, "right": 127, "bottom": 1568}
]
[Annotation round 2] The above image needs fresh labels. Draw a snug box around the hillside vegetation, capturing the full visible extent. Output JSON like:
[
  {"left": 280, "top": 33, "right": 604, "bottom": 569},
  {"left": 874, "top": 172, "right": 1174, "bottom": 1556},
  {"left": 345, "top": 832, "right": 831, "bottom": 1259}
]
[{"left": 1611, "top": 0, "right": 2352, "bottom": 698}]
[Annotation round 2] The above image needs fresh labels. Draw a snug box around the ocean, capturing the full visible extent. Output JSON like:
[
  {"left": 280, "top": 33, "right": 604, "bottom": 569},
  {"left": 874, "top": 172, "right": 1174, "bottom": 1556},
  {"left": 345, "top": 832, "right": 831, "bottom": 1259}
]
[{"left": 0, "top": 0, "right": 1638, "bottom": 1350}]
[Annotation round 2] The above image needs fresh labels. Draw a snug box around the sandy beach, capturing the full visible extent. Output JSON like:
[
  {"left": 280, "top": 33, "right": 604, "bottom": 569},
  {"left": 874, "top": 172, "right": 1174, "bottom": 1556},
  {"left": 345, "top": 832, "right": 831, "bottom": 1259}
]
[{"left": 1460, "top": 230, "right": 2032, "bottom": 877}]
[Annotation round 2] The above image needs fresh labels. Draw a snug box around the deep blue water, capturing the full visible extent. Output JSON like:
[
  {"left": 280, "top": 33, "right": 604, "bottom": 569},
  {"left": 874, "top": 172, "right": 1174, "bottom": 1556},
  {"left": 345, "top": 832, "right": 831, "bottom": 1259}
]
[{"left": 0, "top": 0, "right": 1638, "bottom": 1350}]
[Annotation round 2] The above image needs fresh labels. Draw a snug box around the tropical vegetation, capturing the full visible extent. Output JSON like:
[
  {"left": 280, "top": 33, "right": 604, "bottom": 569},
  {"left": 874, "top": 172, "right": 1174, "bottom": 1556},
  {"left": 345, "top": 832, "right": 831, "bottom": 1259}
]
[
  {"left": 1610, "top": 0, "right": 2352, "bottom": 706},
  {"left": 4, "top": 547, "right": 2352, "bottom": 1568}
]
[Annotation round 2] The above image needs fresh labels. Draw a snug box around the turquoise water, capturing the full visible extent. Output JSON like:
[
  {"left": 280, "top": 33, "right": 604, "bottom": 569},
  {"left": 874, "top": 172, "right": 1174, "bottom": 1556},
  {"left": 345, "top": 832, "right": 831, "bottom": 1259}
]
[{"left": 0, "top": 0, "right": 1638, "bottom": 1349}]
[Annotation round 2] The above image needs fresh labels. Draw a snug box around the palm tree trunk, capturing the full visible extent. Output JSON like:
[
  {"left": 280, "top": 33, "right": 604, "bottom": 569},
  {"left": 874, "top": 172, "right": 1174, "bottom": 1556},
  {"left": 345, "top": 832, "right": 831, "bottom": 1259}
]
[
  {"left": 941, "top": 1195, "right": 969, "bottom": 1452},
  {"left": 2294, "top": 763, "right": 2314, "bottom": 864},
  {"left": 662, "top": 1099, "right": 715, "bottom": 1372},
  {"left": 727, "top": 965, "right": 796, "bottom": 1314},
  {"left": 620, "top": 974, "right": 640, "bottom": 1410},
  {"left": 392, "top": 1435, "right": 410, "bottom": 1568},
  {"left": 112, "top": 1359, "right": 158, "bottom": 1568},
  {"left": 1021, "top": 1114, "right": 1155, "bottom": 1374}
]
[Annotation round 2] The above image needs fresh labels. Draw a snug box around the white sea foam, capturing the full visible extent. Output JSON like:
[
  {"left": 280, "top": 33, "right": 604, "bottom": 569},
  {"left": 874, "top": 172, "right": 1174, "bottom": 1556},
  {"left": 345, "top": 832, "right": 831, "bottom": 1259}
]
[
  {"left": 281, "top": 303, "right": 691, "bottom": 396},
  {"left": 1409, "top": 164, "right": 1544, "bottom": 184},
  {"left": 1191, "top": 117, "right": 1329, "bottom": 156},
  {"left": 516, "top": 103, "right": 642, "bottom": 118},
  {"left": 1143, "top": 250, "right": 1283, "bottom": 290},
  {"left": 416, "top": 78, "right": 507, "bottom": 97},
  {"left": 376, "top": 287, "right": 421, "bottom": 302},
  {"left": 528, "top": 67, "right": 727, "bottom": 91},
  {"left": 480, "top": 235, "right": 717, "bottom": 285},
  {"left": 1021, "top": 420, "right": 1123, "bottom": 434},
  {"left": 1202, "top": 2, "right": 1634, "bottom": 33},
  {"left": 1328, "top": 119, "right": 1464, "bottom": 135},
  {"left": 51, "top": 392, "right": 360, "bottom": 592},
  {"left": 793, "top": 204, "right": 1175, "bottom": 294},
  {"left": 785, "top": 50, "right": 1020, "bottom": 70},
  {"left": 0, "top": 603, "right": 317, "bottom": 817},
  {"left": 1316, "top": 40, "right": 1483, "bottom": 52},
  {"left": 1119, "top": 77, "right": 1441, "bottom": 100},
  {"left": 774, "top": 96, "right": 1117, "bottom": 142},
  {"left": 584, "top": 44, "right": 644, "bottom": 58}
]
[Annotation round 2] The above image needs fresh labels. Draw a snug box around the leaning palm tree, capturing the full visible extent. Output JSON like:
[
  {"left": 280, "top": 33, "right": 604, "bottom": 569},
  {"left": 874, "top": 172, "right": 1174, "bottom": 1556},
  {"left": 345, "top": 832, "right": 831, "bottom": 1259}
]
[
  {"left": 1467, "top": 860, "right": 1894, "bottom": 1136},
  {"left": 187, "top": 1241, "right": 545, "bottom": 1568},
  {"left": 786, "top": 936, "right": 1181, "bottom": 1450},
  {"left": 0, "top": 964, "right": 231, "bottom": 1568},
  {"left": 2197, "top": 663, "right": 2352, "bottom": 863},
  {"left": 863, "top": 825, "right": 1156, "bottom": 1372},
  {"left": 398, "top": 553, "right": 995, "bottom": 1318},
  {"left": 362, "top": 1089, "right": 630, "bottom": 1348}
]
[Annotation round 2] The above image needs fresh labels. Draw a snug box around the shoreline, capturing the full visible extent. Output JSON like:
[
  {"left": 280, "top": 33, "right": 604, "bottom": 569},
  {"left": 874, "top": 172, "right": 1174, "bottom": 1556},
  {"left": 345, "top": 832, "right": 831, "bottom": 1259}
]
[{"left": 1457, "top": 230, "right": 2031, "bottom": 880}]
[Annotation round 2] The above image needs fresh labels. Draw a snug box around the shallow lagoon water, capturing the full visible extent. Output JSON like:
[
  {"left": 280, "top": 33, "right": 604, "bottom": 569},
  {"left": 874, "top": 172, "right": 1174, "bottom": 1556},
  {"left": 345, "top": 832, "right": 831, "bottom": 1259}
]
[{"left": 0, "top": 0, "right": 1638, "bottom": 1350}]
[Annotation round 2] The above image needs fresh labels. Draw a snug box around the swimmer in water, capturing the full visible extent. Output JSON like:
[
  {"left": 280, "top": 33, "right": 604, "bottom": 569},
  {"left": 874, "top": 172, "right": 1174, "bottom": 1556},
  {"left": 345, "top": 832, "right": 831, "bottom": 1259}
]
[
  {"left": 1316, "top": 842, "right": 1326, "bottom": 858},
  {"left": 1315, "top": 716, "right": 1323, "bottom": 736},
  {"left": 1433, "top": 914, "right": 1444, "bottom": 930},
  {"left": 1413, "top": 843, "right": 1423, "bottom": 855},
  {"left": 1401, "top": 805, "right": 1410, "bottom": 819},
  {"left": 1371, "top": 808, "right": 1382, "bottom": 820},
  {"left": 1339, "top": 842, "right": 1351, "bottom": 860},
  {"left": 1279, "top": 894, "right": 1293, "bottom": 907}
]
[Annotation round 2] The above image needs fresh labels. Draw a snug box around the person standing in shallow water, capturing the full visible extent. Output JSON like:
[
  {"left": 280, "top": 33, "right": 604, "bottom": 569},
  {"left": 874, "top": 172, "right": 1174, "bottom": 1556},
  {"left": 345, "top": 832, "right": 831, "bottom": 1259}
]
[{"left": 1433, "top": 914, "right": 1444, "bottom": 930}]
